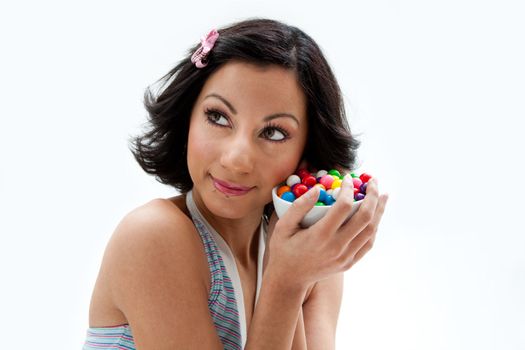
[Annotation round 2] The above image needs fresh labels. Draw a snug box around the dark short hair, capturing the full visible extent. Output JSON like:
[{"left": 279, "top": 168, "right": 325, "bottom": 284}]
[{"left": 129, "top": 18, "right": 360, "bottom": 194}]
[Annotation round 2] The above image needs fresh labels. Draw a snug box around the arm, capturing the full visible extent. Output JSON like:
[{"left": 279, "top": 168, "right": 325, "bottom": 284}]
[
  {"left": 245, "top": 273, "right": 308, "bottom": 349},
  {"left": 303, "top": 273, "right": 344, "bottom": 349},
  {"left": 291, "top": 307, "right": 308, "bottom": 350}
]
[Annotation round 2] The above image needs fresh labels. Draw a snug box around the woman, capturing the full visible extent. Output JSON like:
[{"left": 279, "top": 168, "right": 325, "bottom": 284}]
[{"left": 84, "top": 18, "right": 388, "bottom": 349}]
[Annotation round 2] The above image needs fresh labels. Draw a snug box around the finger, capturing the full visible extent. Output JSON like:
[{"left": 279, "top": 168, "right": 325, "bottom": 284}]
[
  {"left": 277, "top": 186, "right": 319, "bottom": 234},
  {"left": 345, "top": 192, "right": 388, "bottom": 252},
  {"left": 315, "top": 174, "right": 355, "bottom": 233},
  {"left": 357, "top": 192, "right": 388, "bottom": 238},
  {"left": 337, "top": 177, "right": 380, "bottom": 242},
  {"left": 375, "top": 193, "right": 389, "bottom": 224},
  {"left": 344, "top": 193, "right": 389, "bottom": 266},
  {"left": 348, "top": 237, "right": 374, "bottom": 268}
]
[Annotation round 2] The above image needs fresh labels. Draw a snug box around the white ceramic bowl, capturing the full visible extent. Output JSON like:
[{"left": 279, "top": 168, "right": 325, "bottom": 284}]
[{"left": 272, "top": 186, "right": 364, "bottom": 228}]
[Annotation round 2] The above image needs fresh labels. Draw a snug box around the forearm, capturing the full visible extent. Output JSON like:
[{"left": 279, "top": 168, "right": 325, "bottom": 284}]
[
  {"left": 244, "top": 272, "right": 307, "bottom": 349},
  {"left": 291, "top": 307, "right": 307, "bottom": 350}
]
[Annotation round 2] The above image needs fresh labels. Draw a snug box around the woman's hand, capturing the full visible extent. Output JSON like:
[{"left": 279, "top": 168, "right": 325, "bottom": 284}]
[{"left": 264, "top": 175, "right": 388, "bottom": 290}]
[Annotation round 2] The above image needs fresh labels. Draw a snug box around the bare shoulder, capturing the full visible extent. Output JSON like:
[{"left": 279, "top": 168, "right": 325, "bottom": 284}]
[
  {"left": 89, "top": 197, "right": 222, "bottom": 348},
  {"left": 115, "top": 198, "right": 192, "bottom": 240},
  {"left": 104, "top": 197, "right": 205, "bottom": 273},
  {"left": 102, "top": 197, "right": 210, "bottom": 297}
]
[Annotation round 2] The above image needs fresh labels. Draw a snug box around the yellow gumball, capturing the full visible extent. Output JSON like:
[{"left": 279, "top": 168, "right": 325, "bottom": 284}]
[{"left": 331, "top": 178, "right": 342, "bottom": 189}]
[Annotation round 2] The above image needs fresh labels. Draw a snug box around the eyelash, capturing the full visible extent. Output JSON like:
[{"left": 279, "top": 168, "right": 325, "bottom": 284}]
[{"left": 204, "top": 108, "right": 290, "bottom": 143}]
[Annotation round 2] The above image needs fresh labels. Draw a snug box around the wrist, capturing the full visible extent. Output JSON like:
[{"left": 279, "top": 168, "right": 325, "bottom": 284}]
[{"left": 263, "top": 264, "right": 309, "bottom": 297}]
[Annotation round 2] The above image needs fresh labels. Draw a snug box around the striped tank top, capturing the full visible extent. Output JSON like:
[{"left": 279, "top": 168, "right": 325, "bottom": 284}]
[{"left": 83, "top": 190, "right": 267, "bottom": 349}]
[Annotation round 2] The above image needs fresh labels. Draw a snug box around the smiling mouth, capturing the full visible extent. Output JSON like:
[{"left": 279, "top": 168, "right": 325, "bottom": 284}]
[{"left": 211, "top": 175, "right": 254, "bottom": 196}]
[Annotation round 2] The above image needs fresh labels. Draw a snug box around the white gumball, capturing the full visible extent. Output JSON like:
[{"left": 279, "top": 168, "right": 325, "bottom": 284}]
[{"left": 286, "top": 174, "right": 301, "bottom": 187}]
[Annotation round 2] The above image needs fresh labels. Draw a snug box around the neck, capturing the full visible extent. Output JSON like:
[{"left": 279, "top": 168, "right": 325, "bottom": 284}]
[{"left": 190, "top": 190, "right": 262, "bottom": 269}]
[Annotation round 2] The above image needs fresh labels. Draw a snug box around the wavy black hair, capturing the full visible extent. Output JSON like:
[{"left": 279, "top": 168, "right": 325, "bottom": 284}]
[{"left": 129, "top": 18, "right": 360, "bottom": 194}]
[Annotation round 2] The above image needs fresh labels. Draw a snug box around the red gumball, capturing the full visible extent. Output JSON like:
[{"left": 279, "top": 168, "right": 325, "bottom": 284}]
[
  {"left": 302, "top": 175, "right": 317, "bottom": 187},
  {"left": 297, "top": 168, "right": 311, "bottom": 179},
  {"left": 353, "top": 187, "right": 360, "bottom": 196},
  {"left": 292, "top": 184, "right": 309, "bottom": 198},
  {"left": 360, "top": 173, "right": 372, "bottom": 183}
]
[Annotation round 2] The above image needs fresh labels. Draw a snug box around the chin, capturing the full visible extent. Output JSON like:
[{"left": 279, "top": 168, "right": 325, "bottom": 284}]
[
  {"left": 208, "top": 199, "right": 252, "bottom": 219},
  {"left": 209, "top": 190, "right": 263, "bottom": 218}
]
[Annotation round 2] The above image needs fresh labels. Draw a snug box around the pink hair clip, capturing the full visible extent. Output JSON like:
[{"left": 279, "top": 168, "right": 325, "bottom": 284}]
[{"left": 191, "top": 29, "right": 220, "bottom": 68}]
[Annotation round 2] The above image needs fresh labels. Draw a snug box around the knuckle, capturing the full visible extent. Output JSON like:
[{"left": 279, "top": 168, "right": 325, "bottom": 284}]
[
  {"left": 369, "top": 185, "right": 379, "bottom": 197},
  {"left": 342, "top": 257, "right": 355, "bottom": 270},
  {"left": 363, "top": 227, "right": 376, "bottom": 241},
  {"left": 334, "top": 251, "right": 347, "bottom": 267},
  {"left": 290, "top": 200, "right": 303, "bottom": 210},
  {"left": 338, "top": 196, "right": 354, "bottom": 211},
  {"left": 365, "top": 236, "right": 375, "bottom": 250},
  {"left": 335, "top": 249, "right": 354, "bottom": 270},
  {"left": 369, "top": 178, "right": 379, "bottom": 192},
  {"left": 360, "top": 208, "right": 374, "bottom": 223},
  {"left": 330, "top": 245, "right": 344, "bottom": 259}
]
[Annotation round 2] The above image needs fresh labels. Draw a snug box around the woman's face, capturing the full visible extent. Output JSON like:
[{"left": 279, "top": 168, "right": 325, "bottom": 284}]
[{"left": 187, "top": 61, "right": 308, "bottom": 219}]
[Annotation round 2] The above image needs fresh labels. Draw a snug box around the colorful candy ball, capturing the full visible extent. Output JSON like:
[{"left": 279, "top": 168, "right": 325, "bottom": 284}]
[
  {"left": 277, "top": 185, "right": 291, "bottom": 197},
  {"left": 316, "top": 169, "right": 328, "bottom": 178},
  {"left": 292, "top": 183, "right": 308, "bottom": 198},
  {"left": 319, "top": 175, "right": 335, "bottom": 189},
  {"left": 360, "top": 173, "right": 372, "bottom": 183},
  {"left": 281, "top": 191, "right": 296, "bottom": 202},
  {"left": 286, "top": 174, "right": 301, "bottom": 187},
  {"left": 302, "top": 175, "right": 317, "bottom": 187},
  {"left": 355, "top": 193, "right": 365, "bottom": 201},
  {"left": 279, "top": 169, "right": 372, "bottom": 205}
]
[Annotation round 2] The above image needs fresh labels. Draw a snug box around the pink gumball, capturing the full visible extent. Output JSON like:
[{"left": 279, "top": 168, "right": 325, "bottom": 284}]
[{"left": 319, "top": 175, "right": 334, "bottom": 189}]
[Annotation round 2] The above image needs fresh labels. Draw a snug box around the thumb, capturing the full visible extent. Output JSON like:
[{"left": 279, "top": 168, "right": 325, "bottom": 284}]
[{"left": 279, "top": 186, "right": 319, "bottom": 232}]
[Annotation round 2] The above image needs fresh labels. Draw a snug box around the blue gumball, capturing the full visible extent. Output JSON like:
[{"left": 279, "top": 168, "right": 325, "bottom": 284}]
[
  {"left": 281, "top": 191, "right": 296, "bottom": 203},
  {"left": 324, "top": 194, "right": 335, "bottom": 205}
]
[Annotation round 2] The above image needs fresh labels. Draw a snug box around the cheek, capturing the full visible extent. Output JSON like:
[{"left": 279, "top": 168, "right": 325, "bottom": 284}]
[
  {"left": 261, "top": 129, "right": 307, "bottom": 185},
  {"left": 262, "top": 144, "right": 305, "bottom": 185},
  {"left": 187, "top": 122, "right": 216, "bottom": 171}
]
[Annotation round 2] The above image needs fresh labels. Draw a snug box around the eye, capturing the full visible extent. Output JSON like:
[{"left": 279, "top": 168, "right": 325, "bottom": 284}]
[
  {"left": 205, "top": 109, "right": 229, "bottom": 127},
  {"left": 261, "top": 125, "right": 289, "bottom": 142}
]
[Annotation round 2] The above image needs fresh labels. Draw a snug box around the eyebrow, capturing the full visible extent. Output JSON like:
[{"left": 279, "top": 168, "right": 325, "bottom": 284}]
[{"left": 204, "top": 93, "right": 300, "bottom": 126}]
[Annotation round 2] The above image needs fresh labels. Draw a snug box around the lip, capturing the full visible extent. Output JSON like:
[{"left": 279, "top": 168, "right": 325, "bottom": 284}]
[{"left": 211, "top": 175, "right": 254, "bottom": 196}]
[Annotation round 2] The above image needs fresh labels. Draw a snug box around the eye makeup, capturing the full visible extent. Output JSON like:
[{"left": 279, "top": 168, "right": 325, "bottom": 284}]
[{"left": 203, "top": 107, "right": 292, "bottom": 143}]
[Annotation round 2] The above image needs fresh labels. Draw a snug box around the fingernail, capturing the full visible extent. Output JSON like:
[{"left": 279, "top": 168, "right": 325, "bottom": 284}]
[
  {"left": 343, "top": 174, "right": 353, "bottom": 188},
  {"left": 304, "top": 186, "right": 318, "bottom": 200}
]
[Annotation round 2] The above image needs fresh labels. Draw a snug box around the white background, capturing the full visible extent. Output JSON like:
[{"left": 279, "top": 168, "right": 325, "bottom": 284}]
[{"left": 1, "top": 0, "right": 524, "bottom": 349}]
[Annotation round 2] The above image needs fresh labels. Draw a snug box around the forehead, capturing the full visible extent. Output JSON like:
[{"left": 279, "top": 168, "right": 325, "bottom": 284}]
[{"left": 197, "top": 61, "right": 307, "bottom": 121}]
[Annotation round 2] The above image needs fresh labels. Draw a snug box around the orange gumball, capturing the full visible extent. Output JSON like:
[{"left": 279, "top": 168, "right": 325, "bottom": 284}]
[{"left": 277, "top": 185, "right": 291, "bottom": 197}]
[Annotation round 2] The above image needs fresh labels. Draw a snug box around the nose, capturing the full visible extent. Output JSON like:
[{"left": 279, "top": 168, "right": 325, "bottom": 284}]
[{"left": 219, "top": 133, "right": 255, "bottom": 174}]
